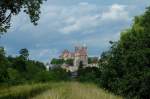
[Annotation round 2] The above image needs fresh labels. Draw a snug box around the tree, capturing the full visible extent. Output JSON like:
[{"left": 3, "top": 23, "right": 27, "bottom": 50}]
[
  {"left": 19, "top": 48, "right": 29, "bottom": 60},
  {"left": 0, "top": 47, "right": 9, "bottom": 82},
  {"left": 10, "top": 48, "right": 29, "bottom": 73},
  {"left": 0, "top": 0, "right": 46, "bottom": 33},
  {"left": 77, "top": 67, "right": 100, "bottom": 83},
  {"left": 51, "top": 58, "right": 64, "bottom": 65},
  {"left": 49, "top": 67, "right": 70, "bottom": 81},
  {"left": 65, "top": 59, "right": 73, "bottom": 65},
  {"left": 99, "top": 6, "right": 150, "bottom": 99},
  {"left": 0, "top": 47, "right": 5, "bottom": 60},
  {"left": 7, "top": 68, "right": 21, "bottom": 84}
]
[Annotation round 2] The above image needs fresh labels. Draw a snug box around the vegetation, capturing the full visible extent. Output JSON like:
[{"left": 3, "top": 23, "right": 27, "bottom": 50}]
[
  {"left": 0, "top": 0, "right": 46, "bottom": 33},
  {"left": 98, "top": 7, "right": 150, "bottom": 99},
  {"left": 31, "top": 82, "right": 122, "bottom": 99},
  {"left": 88, "top": 57, "right": 99, "bottom": 64},
  {"left": 77, "top": 67, "right": 100, "bottom": 83},
  {"left": 0, "top": 83, "right": 52, "bottom": 99},
  {"left": 73, "top": 6, "right": 150, "bottom": 99},
  {"left": 64, "top": 59, "right": 74, "bottom": 66},
  {"left": 51, "top": 58, "right": 74, "bottom": 66},
  {"left": 0, "top": 2, "right": 150, "bottom": 99},
  {"left": 0, "top": 48, "right": 69, "bottom": 85},
  {"left": 51, "top": 58, "right": 64, "bottom": 66}
]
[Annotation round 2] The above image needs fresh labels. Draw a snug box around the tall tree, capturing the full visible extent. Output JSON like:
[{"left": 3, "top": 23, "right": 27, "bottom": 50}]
[
  {"left": 0, "top": 47, "right": 9, "bottom": 82},
  {"left": 99, "top": 6, "right": 150, "bottom": 99}
]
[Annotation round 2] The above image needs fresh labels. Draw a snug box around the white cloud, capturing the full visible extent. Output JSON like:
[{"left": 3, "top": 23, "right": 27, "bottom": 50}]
[
  {"left": 59, "top": 3, "right": 130, "bottom": 34},
  {"left": 101, "top": 4, "right": 129, "bottom": 21},
  {"left": 10, "top": 3, "right": 130, "bottom": 35},
  {"left": 60, "top": 15, "right": 101, "bottom": 34}
]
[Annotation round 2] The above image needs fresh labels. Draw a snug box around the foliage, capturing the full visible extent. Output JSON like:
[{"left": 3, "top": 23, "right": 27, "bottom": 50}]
[
  {"left": 35, "top": 70, "right": 53, "bottom": 82},
  {"left": 19, "top": 48, "right": 29, "bottom": 60},
  {"left": 48, "top": 67, "right": 71, "bottom": 81},
  {"left": 7, "top": 68, "right": 22, "bottom": 85},
  {"left": 51, "top": 58, "right": 73, "bottom": 66},
  {"left": 0, "top": 83, "right": 51, "bottom": 99},
  {"left": 0, "top": 0, "right": 46, "bottom": 33},
  {"left": 77, "top": 67, "right": 100, "bottom": 83},
  {"left": 0, "top": 47, "right": 9, "bottom": 82},
  {"left": 99, "top": 7, "right": 150, "bottom": 99},
  {"left": 51, "top": 58, "right": 64, "bottom": 65},
  {"left": 88, "top": 57, "right": 99, "bottom": 64},
  {"left": 0, "top": 48, "right": 69, "bottom": 85},
  {"left": 64, "top": 59, "right": 74, "bottom": 65}
]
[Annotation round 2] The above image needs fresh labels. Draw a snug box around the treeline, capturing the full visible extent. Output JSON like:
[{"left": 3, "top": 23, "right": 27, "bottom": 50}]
[
  {"left": 51, "top": 58, "right": 74, "bottom": 66},
  {"left": 51, "top": 57, "right": 98, "bottom": 66},
  {"left": 0, "top": 48, "right": 70, "bottom": 85},
  {"left": 78, "top": 7, "right": 150, "bottom": 99}
]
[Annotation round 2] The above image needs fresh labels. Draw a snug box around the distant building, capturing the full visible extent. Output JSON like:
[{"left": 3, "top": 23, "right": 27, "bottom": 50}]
[
  {"left": 59, "top": 49, "right": 74, "bottom": 60},
  {"left": 50, "top": 45, "right": 99, "bottom": 73},
  {"left": 59, "top": 45, "right": 88, "bottom": 72}
]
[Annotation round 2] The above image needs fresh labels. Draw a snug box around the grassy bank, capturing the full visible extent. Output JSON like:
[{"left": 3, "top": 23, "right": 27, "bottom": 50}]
[
  {"left": 0, "top": 83, "right": 52, "bottom": 99},
  {"left": 31, "top": 82, "right": 122, "bottom": 99}
]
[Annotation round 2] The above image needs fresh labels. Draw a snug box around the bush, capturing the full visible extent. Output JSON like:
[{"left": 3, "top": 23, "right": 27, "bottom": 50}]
[{"left": 77, "top": 67, "right": 100, "bottom": 83}]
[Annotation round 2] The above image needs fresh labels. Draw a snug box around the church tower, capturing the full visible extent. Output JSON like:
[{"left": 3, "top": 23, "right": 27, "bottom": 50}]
[{"left": 74, "top": 45, "right": 88, "bottom": 67}]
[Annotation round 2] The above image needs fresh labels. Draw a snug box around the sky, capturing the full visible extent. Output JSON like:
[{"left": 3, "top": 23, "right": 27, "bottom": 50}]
[{"left": 0, "top": 0, "right": 150, "bottom": 63}]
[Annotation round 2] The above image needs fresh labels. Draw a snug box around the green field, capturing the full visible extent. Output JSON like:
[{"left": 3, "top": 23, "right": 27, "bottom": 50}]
[{"left": 0, "top": 82, "right": 122, "bottom": 99}]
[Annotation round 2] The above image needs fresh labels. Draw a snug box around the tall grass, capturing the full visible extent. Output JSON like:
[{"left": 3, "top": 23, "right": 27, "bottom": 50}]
[
  {"left": 0, "top": 83, "right": 52, "bottom": 99},
  {"left": 31, "top": 82, "right": 122, "bottom": 99},
  {"left": 0, "top": 82, "right": 122, "bottom": 99}
]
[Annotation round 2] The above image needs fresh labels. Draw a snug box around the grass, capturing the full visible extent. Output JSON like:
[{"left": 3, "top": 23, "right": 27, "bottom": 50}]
[
  {"left": 0, "top": 82, "right": 122, "bottom": 99},
  {"left": 31, "top": 82, "right": 122, "bottom": 99},
  {"left": 0, "top": 83, "right": 52, "bottom": 99}
]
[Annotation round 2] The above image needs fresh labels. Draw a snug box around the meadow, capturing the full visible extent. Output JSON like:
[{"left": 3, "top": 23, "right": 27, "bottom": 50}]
[
  {"left": 0, "top": 82, "right": 122, "bottom": 99},
  {"left": 0, "top": 83, "right": 52, "bottom": 99}
]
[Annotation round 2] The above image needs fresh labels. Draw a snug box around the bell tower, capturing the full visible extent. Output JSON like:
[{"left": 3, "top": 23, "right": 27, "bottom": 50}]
[{"left": 74, "top": 45, "right": 88, "bottom": 67}]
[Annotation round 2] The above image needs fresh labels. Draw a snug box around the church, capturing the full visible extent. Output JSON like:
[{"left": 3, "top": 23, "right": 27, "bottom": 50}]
[{"left": 59, "top": 45, "right": 88, "bottom": 72}]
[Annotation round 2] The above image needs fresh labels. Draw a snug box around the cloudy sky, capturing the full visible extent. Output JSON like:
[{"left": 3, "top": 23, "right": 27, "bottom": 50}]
[{"left": 0, "top": 0, "right": 150, "bottom": 63}]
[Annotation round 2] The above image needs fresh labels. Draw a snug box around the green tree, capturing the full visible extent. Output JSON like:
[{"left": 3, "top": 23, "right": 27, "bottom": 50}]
[
  {"left": 19, "top": 48, "right": 29, "bottom": 60},
  {"left": 0, "top": 0, "right": 46, "bottom": 33},
  {"left": 51, "top": 58, "right": 64, "bottom": 65},
  {"left": 77, "top": 67, "right": 100, "bottom": 83},
  {"left": 0, "top": 47, "right": 9, "bottom": 82},
  {"left": 65, "top": 59, "right": 73, "bottom": 65},
  {"left": 25, "top": 60, "right": 46, "bottom": 81},
  {"left": 49, "top": 67, "right": 70, "bottom": 81},
  {"left": 99, "top": 7, "right": 150, "bottom": 99},
  {"left": 7, "top": 68, "right": 21, "bottom": 84}
]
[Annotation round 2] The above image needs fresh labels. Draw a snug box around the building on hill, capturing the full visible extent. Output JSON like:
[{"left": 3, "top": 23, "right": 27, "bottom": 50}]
[
  {"left": 50, "top": 45, "right": 99, "bottom": 72},
  {"left": 59, "top": 45, "right": 88, "bottom": 72},
  {"left": 74, "top": 46, "right": 88, "bottom": 67},
  {"left": 59, "top": 49, "right": 74, "bottom": 60}
]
